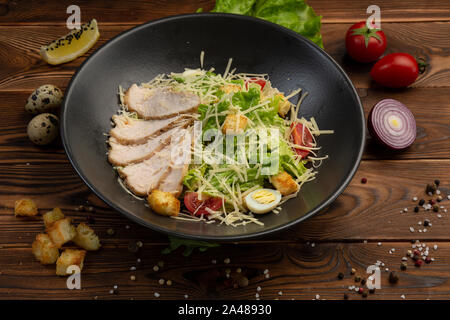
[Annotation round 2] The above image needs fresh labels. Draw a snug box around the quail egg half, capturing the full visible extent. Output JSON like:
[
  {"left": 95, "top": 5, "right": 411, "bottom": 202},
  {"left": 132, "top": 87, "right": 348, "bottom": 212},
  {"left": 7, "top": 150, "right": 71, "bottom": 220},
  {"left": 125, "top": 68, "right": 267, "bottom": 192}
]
[
  {"left": 244, "top": 189, "right": 282, "bottom": 214},
  {"left": 25, "top": 84, "right": 63, "bottom": 114},
  {"left": 27, "top": 113, "right": 59, "bottom": 145}
]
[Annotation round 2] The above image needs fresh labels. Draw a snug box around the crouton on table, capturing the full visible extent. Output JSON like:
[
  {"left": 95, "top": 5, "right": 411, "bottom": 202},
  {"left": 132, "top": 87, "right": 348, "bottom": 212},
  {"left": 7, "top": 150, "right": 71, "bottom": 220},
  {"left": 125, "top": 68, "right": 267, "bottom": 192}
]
[
  {"left": 73, "top": 223, "right": 101, "bottom": 251},
  {"left": 270, "top": 171, "right": 298, "bottom": 196},
  {"left": 14, "top": 199, "right": 38, "bottom": 216},
  {"left": 43, "top": 207, "right": 65, "bottom": 228},
  {"left": 32, "top": 234, "right": 59, "bottom": 265},
  {"left": 46, "top": 218, "right": 76, "bottom": 248},
  {"left": 147, "top": 189, "right": 180, "bottom": 216},
  {"left": 56, "top": 249, "right": 86, "bottom": 276}
]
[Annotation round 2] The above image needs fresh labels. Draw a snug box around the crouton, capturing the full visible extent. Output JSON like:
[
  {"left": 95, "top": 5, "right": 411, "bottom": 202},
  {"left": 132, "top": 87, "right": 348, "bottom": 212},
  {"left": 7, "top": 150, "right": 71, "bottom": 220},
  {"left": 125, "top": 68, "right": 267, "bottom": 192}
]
[
  {"left": 147, "top": 189, "right": 180, "bottom": 216},
  {"left": 276, "top": 94, "right": 292, "bottom": 118},
  {"left": 56, "top": 249, "right": 86, "bottom": 276},
  {"left": 46, "top": 218, "right": 76, "bottom": 248},
  {"left": 222, "top": 114, "right": 248, "bottom": 134},
  {"left": 32, "top": 234, "right": 59, "bottom": 265},
  {"left": 43, "top": 207, "right": 65, "bottom": 228},
  {"left": 14, "top": 199, "right": 38, "bottom": 216},
  {"left": 270, "top": 171, "right": 298, "bottom": 196},
  {"left": 73, "top": 223, "right": 101, "bottom": 251},
  {"left": 221, "top": 83, "right": 241, "bottom": 94}
]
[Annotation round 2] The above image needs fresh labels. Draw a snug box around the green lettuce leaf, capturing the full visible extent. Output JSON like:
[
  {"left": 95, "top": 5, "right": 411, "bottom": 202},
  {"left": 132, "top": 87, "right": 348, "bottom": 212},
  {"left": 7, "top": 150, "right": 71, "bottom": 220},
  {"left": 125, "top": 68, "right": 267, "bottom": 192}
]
[
  {"left": 212, "top": 0, "right": 323, "bottom": 48},
  {"left": 231, "top": 87, "right": 260, "bottom": 110},
  {"left": 254, "top": 0, "right": 323, "bottom": 48},
  {"left": 211, "top": 0, "right": 257, "bottom": 15}
]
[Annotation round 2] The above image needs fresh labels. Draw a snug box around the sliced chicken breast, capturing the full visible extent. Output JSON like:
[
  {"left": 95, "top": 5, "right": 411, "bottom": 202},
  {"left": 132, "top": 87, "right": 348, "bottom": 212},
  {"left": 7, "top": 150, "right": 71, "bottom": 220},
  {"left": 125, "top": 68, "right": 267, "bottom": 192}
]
[
  {"left": 157, "top": 164, "right": 190, "bottom": 197},
  {"left": 108, "top": 126, "right": 188, "bottom": 166},
  {"left": 157, "top": 132, "right": 192, "bottom": 196},
  {"left": 117, "top": 129, "right": 191, "bottom": 197},
  {"left": 124, "top": 84, "right": 200, "bottom": 120},
  {"left": 109, "top": 114, "right": 191, "bottom": 145},
  {"left": 118, "top": 146, "right": 172, "bottom": 196}
]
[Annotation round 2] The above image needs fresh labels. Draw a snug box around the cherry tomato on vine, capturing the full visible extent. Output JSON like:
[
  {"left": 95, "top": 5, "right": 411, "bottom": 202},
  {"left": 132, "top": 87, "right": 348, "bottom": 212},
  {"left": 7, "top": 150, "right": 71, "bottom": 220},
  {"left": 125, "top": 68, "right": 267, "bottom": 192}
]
[
  {"left": 370, "top": 53, "right": 423, "bottom": 88},
  {"left": 345, "top": 21, "right": 387, "bottom": 63}
]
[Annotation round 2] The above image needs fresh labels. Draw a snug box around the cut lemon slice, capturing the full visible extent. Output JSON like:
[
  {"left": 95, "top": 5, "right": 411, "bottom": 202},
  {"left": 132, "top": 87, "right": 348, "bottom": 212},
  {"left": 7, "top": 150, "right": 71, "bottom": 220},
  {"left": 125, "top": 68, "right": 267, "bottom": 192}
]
[{"left": 40, "top": 19, "right": 100, "bottom": 65}]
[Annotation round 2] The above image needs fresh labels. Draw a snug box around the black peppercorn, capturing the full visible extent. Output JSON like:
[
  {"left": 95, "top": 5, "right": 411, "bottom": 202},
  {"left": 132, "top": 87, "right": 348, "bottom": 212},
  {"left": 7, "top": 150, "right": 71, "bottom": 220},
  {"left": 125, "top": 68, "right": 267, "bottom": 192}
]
[
  {"left": 338, "top": 272, "right": 344, "bottom": 280},
  {"left": 414, "top": 206, "right": 419, "bottom": 213},
  {"left": 434, "top": 179, "right": 440, "bottom": 186},
  {"left": 418, "top": 199, "right": 425, "bottom": 206},
  {"left": 389, "top": 271, "right": 399, "bottom": 284},
  {"left": 128, "top": 241, "right": 139, "bottom": 253},
  {"left": 400, "top": 262, "right": 407, "bottom": 271},
  {"left": 426, "top": 183, "right": 436, "bottom": 195}
]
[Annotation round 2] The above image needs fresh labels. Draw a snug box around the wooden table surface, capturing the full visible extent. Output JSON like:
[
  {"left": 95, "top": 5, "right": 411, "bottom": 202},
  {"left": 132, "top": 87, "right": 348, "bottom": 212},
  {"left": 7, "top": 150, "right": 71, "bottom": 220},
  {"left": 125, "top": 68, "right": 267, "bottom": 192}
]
[{"left": 0, "top": 0, "right": 449, "bottom": 300}]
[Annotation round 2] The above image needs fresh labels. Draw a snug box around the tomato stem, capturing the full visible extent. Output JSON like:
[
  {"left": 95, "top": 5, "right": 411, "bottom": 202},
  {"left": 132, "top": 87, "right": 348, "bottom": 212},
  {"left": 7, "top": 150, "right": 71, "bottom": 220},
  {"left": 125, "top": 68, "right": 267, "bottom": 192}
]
[{"left": 416, "top": 57, "right": 427, "bottom": 74}]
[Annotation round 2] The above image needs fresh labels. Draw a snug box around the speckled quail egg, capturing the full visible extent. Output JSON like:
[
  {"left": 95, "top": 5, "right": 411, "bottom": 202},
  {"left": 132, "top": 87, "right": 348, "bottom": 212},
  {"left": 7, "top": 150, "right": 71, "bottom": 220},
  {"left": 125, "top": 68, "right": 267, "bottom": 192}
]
[
  {"left": 25, "top": 84, "right": 63, "bottom": 114},
  {"left": 244, "top": 189, "right": 282, "bottom": 214},
  {"left": 27, "top": 113, "right": 59, "bottom": 145}
]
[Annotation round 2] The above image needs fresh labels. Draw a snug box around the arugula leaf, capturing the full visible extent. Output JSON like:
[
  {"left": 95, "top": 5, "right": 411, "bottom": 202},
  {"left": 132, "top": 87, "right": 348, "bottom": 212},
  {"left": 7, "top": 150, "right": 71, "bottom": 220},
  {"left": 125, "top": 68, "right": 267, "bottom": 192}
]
[
  {"left": 162, "top": 236, "right": 220, "bottom": 257},
  {"left": 212, "top": 0, "right": 323, "bottom": 48},
  {"left": 211, "top": 0, "right": 257, "bottom": 15}
]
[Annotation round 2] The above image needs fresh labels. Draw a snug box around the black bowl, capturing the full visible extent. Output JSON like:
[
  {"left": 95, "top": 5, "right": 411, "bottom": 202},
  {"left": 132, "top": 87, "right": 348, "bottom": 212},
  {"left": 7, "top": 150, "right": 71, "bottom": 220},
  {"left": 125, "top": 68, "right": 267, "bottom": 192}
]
[{"left": 61, "top": 13, "right": 365, "bottom": 240}]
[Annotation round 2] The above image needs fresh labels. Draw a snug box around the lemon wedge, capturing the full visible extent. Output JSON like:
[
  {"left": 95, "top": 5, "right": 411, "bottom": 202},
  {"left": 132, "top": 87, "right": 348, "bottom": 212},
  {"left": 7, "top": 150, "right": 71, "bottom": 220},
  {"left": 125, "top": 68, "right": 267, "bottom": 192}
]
[{"left": 40, "top": 19, "right": 100, "bottom": 65}]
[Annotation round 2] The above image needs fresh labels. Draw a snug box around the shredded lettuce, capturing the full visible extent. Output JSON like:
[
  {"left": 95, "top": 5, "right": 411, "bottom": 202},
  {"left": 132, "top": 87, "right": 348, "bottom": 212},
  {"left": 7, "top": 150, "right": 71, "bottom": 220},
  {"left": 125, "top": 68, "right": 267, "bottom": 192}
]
[{"left": 211, "top": 0, "right": 323, "bottom": 48}]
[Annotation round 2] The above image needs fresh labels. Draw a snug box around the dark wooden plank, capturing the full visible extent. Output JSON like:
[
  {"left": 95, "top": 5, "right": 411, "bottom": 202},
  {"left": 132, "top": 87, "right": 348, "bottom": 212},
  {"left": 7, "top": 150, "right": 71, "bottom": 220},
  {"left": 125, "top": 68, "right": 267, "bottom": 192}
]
[
  {"left": 1, "top": 241, "right": 450, "bottom": 299},
  {"left": 0, "top": 0, "right": 449, "bottom": 25},
  {"left": 0, "top": 160, "right": 449, "bottom": 244},
  {"left": 1, "top": 22, "right": 449, "bottom": 91}
]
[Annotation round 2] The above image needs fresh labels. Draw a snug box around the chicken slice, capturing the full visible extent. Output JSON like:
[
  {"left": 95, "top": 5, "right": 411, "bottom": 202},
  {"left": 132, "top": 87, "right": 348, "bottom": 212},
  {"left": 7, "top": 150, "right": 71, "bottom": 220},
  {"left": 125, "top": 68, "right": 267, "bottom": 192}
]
[
  {"left": 117, "top": 146, "right": 172, "bottom": 196},
  {"left": 109, "top": 114, "right": 191, "bottom": 145},
  {"left": 108, "top": 125, "right": 187, "bottom": 166},
  {"left": 117, "top": 129, "right": 191, "bottom": 196},
  {"left": 157, "top": 132, "right": 192, "bottom": 196},
  {"left": 124, "top": 84, "right": 200, "bottom": 120}
]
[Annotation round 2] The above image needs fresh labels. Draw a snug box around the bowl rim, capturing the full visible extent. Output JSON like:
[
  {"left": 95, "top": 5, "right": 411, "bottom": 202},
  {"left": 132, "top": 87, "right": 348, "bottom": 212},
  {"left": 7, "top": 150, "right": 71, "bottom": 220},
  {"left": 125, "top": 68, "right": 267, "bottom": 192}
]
[{"left": 61, "top": 12, "right": 366, "bottom": 241}]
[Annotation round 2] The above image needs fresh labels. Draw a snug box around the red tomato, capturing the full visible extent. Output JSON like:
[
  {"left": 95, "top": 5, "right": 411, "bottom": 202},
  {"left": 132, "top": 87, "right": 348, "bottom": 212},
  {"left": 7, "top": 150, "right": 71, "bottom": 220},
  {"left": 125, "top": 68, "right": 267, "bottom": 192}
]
[
  {"left": 290, "top": 123, "right": 314, "bottom": 159},
  {"left": 184, "top": 192, "right": 223, "bottom": 216},
  {"left": 345, "top": 21, "right": 387, "bottom": 63},
  {"left": 245, "top": 78, "right": 266, "bottom": 90},
  {"left": 370, "top": 53, "right": 419, "bottom": 88}
]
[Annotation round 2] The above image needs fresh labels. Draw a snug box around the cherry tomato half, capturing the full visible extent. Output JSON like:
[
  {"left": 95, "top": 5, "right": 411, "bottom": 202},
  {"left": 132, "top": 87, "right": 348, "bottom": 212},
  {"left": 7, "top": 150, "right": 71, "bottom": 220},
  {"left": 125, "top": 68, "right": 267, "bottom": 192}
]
[
  {"left": 245, "top": 78, "right": 266, "bottom": 91},
  {"left": 290, "top": 122, "right": 314, "bottom": 159},
  {"left": 184, "top": 192, "right": 223, "bottom": 216},
  {"left": 345, "top": 21, "right": 387, "bottom": 63},
  {"left": 370, "top": 53, "right": 419, "bottom": 88}
]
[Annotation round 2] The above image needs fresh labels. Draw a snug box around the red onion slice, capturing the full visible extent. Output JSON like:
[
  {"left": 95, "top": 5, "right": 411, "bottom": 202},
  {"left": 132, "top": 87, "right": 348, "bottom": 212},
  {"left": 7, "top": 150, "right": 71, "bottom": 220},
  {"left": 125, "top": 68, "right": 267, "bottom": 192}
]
[{"left": 368, "top": 99, "right": 416, "bottom": 150}]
